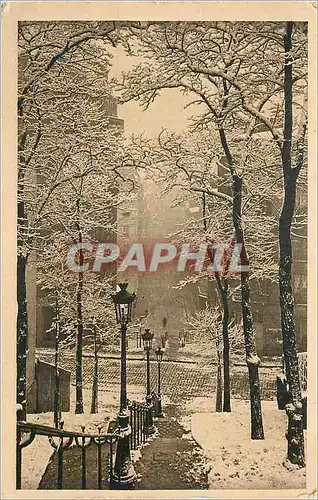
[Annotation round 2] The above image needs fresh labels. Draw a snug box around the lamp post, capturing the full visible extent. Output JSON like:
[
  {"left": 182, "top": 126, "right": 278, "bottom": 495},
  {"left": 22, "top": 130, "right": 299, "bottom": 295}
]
[
  {"left": 111, "top": 283, "right": 136, "bottom": 488},
  {"left": 142, "top": 329, "right": 156, "bottom": 435},
  {"left": 155, "top": 347, "right": 165, "bottom": 417}
]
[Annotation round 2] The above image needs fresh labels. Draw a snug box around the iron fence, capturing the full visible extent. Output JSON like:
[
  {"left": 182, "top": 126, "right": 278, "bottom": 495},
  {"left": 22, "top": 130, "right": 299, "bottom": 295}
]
[
  {"left": 17, "top": 401, "right": 156, "bottom": 490},
  {"left": 16, "top": 420, "right": 119, "bottom": 490},
  {"left": 128, "top": 400, "right": 151, "bottom": 449}
]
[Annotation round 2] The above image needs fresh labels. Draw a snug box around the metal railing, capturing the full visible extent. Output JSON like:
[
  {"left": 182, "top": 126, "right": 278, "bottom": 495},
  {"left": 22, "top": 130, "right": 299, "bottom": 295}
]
[
  {"left": 16, "top": 420, "right": 120, "bottom": 490},
  {"left": 128, "top": 400, "right": 150, "bottom": 449},
  {"left": 17, "top": 401, "right": 157, "bottom": 490}
]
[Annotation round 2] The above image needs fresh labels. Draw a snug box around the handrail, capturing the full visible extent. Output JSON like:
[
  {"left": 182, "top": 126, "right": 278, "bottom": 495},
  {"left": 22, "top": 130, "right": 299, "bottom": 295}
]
[
  {"left": 16, "top": 420, "right": 120, "bottom": 490},
  {"left": 17, "top": 421, "right": 120, "bottom": 440},
  {"left": 17, "top": 400, "right": 156, "bottom": 490}
]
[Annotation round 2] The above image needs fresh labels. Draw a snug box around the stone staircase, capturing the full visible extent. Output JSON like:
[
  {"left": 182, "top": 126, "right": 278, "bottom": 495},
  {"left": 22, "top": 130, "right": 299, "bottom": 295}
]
[
  {"left": 38, "top": 404, "right": 208, "bottom": 491},
  {"left": 134, "top": 404, "right": 208, "bottom": 490}
]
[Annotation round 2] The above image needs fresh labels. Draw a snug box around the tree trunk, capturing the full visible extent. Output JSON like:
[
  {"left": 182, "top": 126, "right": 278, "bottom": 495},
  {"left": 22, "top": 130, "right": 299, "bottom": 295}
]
[
  {"left": 17, "top": 100, "right": 30, "bottom": 416},
  {"left": 232, "top": 174, "right": 264, "bottom": 440},
  {"left": 215, "top": 344, "right": 223, "bottom": 412},
  {"left": 278, "top": 21, "right": 305, "bottom": 467},
  {"left": 54, "top": 295, "right": 61, "bottom": 428},
  {"left": 206, "top": 247, "right": 232, "bottom": 413},
  {"left": 17, "top": 248, "right": 28, "bottom": 411},
  {"left": 215, "top": 275, "right": 231, "bottom": 412},
  {"left": 91, "top": 325, "right": 98, "bottom": 414},
  {"left": 279, "top": 172, "right": 305, "bottom": 466},
  {"left": 207, "top": 275, "right": 227, "bottom": 412},
  {"left": 75, "top": 226, "right": 84, "bottom": 414},
  {"left": 17, "top": 191, "right": 29, "bottom": 417}
]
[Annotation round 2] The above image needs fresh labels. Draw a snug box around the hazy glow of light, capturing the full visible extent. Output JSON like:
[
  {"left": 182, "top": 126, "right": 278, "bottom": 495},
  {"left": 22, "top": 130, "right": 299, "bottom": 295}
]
[{"left": 109, "top": 45, "right": 197, "bottom": 138}]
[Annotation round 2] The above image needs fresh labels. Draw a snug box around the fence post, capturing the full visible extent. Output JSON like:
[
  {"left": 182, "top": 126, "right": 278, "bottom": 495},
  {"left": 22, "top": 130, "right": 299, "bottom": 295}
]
[
  {"left": 137, "top": 406, "right": 141, "bottom": 446},
  {"left": 133, "top": 404, "right": 137, "bottom": 450},
  {"left": 54, "top": 294, "right": 61, "bottom": 429},
  {"left": 81, "top": 426, "right": 87, "bottom": 489},
  {"left": 16, "top": 425, "right": 22, "bottom": 489},
  {"left": 57, "top": 438, "right": 63, "bottom": 489},
  {"left": 109, "top": 440, "right": 114, "bottom": 484},
  {"left": 143, "top": 406, "right": 147, "bottom": 442},
  {"left": 97, "top": 426, "right": 102, "bottom": 489},
  {"left": 56, "top": 421, "right": 66, "bottom": 489},
  {"left": 129, "top": 403, "right": 133, "bottom": 449}
]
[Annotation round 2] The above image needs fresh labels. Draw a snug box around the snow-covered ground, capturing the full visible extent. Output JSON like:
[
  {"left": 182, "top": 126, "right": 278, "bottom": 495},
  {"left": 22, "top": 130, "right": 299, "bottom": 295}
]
[
  {"left": 20, "top": 391, "right": 306, "bottom": 491},
  {"left": 183, "top": 397, "right": 306, "bottom": 490},
  {"left": 27, "top": 384, "right": 145, "bottom": 431}
]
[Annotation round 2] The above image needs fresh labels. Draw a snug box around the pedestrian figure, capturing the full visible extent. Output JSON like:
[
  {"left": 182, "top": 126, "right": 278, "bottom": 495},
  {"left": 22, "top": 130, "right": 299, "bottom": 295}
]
[
  {"left": 161, "top": 331, "right": 168, "bottom": 348},
  {"left": 179, "top": 329, "right": 186, "bottom": 348},
  {"left": 162, "top": 316, "right": 168, "bottom": 329}
]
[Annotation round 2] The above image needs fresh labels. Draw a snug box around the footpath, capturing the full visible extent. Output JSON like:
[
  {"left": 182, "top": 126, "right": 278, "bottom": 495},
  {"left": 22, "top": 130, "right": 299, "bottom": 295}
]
[
  {"left": 135, "top": 404, "right": 208, "bottom": 490},
  {"left": 38, "top": 404, "right": 208, "bottom": 490}
]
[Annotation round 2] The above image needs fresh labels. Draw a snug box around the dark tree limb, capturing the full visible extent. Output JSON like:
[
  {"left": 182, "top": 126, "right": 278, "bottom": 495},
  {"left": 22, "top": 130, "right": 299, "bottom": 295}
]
[
  {"left": 232, "top": 174, "right": 264, "bottom": 440},
  {"left": 215, "top": 274, "right": 231, "bottom": 412},
  {"left": 279, "top": 21, "right": 305, "bottom": 467},
  {"left": 75, "top": 198, "right": 84, "bottom": 414}
]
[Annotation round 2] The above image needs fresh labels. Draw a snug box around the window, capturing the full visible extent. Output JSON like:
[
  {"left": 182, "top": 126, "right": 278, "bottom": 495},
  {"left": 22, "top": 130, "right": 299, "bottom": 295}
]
[{"left": 42, "top": 306, "right": 54, "bottom": 336}]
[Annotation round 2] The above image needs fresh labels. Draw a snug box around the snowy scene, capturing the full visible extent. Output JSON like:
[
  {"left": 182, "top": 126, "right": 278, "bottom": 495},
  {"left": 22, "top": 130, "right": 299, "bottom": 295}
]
[{"left": 11, "top": 14, "right": 311, "bottom": 496}]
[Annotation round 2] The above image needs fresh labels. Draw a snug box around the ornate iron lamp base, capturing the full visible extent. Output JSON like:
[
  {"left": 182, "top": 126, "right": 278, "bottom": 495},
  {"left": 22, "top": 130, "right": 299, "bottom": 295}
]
[
  {"left": 145, "top": 423, "right": 157, "bottom": 435},
  {"left": 155, "top": 393, "right": 165, "bottom": 418},
  {"left": 110, "top": 471, "right": 136, "bottom": 490},
  {"left": 144, "top": 395, "right": 157, "bottom": 435},
  {"left": 111, "top": 410, "right": 137, "bottom": 489}
]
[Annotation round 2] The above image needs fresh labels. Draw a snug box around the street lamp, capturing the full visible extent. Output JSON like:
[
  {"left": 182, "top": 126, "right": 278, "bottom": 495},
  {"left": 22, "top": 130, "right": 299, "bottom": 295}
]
[
  {"left": 110, "top": 283, "right": 136, "bottom": 488},
  {"left": 155, "top": 347, "right": 165, "bottom": 417},
  {"left": 142, "top": 329, "right": 156, "bottom": 435}
]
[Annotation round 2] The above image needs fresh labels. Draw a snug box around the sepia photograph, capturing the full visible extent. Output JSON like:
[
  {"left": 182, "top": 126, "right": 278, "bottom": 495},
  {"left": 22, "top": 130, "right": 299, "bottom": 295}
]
[{"left": 1, "top": 2, "right": 317, "bottom": 498}]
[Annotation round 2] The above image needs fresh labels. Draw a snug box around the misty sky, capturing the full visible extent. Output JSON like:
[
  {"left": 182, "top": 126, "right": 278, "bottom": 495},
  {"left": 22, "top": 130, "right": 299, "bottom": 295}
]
[{"left": 109, "top": 45, "right": 197, "bottom": 138}]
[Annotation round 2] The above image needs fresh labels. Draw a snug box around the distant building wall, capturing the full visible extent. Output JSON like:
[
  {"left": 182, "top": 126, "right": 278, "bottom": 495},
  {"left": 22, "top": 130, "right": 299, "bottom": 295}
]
[
  {"left": 35, "top": 359, "right": 71, "bottom": 413},
  {"left": 36, "top": 94, "right": 123, "bottom": 348}
]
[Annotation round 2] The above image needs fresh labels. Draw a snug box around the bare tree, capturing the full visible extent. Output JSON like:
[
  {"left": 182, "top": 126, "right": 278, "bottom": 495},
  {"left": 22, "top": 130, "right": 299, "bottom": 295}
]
[
  {"left": 35, "top": 135, "right": 136, "bottom": 413},
  {"left": 279, "top": 22, "right": 307, "bottom": 466},
  {"left": 189, "top": 304, "right": 245, "bottom": 412},
  {"left": 125, "top": 127, "right": 279, "bottom": 428},
  {"left": 116, "top": 21, "right": 307, "bottom": 455},
  {"left": 17, "top": 19, "right": 145, "bottom": 409}
]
